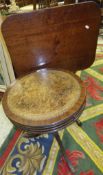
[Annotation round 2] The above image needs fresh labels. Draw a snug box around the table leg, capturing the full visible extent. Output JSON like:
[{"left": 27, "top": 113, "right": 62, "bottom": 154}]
[
  {"left": 54, "top": 132, "right": 75, "bottom": 173},
  {"left": 76, "top": 119, "right": 82, "bottom": 127}
]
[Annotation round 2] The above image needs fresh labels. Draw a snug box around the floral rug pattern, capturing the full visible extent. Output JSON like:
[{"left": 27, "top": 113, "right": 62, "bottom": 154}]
[{"left": 0, "top": 36, "right": 103, "bottom": 175}]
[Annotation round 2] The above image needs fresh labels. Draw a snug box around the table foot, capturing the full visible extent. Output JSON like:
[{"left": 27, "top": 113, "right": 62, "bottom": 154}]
[
  {"left": 54, "top": 132, "right": 75, "bottom": 173},
  {"left": 76, "top": 119, "right": 82, "bottom": 127}
]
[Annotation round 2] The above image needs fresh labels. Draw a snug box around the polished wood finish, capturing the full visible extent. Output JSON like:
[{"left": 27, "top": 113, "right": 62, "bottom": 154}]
[
  {"left": 1, "top": 2, "right": 101, "bottom": 78},
  {"left": 2, "top": 69, "right": 86, "bottom": 133}
]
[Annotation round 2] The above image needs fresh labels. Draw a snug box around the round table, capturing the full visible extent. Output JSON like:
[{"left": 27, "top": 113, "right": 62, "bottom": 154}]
[{"left": 2, "top": 69, "right": 86, "bottom": 173}]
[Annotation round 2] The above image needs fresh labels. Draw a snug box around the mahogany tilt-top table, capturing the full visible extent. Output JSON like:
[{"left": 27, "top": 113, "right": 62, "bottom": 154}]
[{"left": 2, "top": 69, "right": 86, "bottom": 173}]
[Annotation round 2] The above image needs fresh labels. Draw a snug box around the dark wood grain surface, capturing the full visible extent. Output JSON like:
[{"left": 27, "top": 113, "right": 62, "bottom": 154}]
[{"left": 1, "top": 2, "right": 101, "bottom": 78}]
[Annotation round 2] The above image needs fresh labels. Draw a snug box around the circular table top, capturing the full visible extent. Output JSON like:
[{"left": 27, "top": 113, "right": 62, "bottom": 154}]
[{"left": 2, "top": 69, "right": 86, "bottom": 128}]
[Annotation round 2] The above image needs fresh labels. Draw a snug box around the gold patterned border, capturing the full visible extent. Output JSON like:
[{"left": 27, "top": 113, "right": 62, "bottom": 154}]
[
  {"left": 80, "top": 103, "right": 103, "bottom": 122},
  {"left": 67, "top": 124, "right": 103, "bottom": 172},
  {"left": 84, "top": 69, "right": 103, "bottom": 81},
  {"left": 43, "top": 59, "right": 103, "bottom": 175},
  {"left": 43, "top": 131, "right": 64, "bottom": 175},
  {"left": 92, "top": 60, "right": 103, "bottom": 67}
]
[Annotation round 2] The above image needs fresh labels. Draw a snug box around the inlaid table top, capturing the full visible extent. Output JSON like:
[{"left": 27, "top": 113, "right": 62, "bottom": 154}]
[{"left": 2, "top": 69, "right": 86, "bottom": 132}]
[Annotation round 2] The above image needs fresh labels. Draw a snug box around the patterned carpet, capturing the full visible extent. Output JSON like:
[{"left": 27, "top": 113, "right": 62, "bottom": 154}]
[{"left": 0, "top": 36, "right": 103, "bottom": 175}]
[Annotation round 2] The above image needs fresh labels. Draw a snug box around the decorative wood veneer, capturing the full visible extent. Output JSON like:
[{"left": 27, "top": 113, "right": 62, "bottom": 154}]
[{"left": 2, "top": 69, "right": 86, "bottom": 127}]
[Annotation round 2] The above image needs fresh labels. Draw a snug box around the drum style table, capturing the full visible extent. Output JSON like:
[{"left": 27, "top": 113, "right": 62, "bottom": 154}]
[{"left": 2, "top": 69, "right": 86, "bottom": 173}]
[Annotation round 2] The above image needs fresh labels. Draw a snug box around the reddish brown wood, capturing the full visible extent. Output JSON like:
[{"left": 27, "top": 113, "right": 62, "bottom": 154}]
[{"left": 1, "top": 2, "right": 101, "bottom": 78}]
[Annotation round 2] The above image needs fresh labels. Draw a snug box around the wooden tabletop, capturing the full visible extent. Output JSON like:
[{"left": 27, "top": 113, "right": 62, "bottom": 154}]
[
  {"left": 1, "top": 2, "right": 101, "bottom": 77},
  {"left": 2, "top": 69, "right": 86, "bottom": 127}
]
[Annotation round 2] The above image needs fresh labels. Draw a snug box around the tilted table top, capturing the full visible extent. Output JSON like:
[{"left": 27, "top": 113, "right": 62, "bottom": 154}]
[{"left": 2, "top": 69, "right": 86, "bottom": 133}]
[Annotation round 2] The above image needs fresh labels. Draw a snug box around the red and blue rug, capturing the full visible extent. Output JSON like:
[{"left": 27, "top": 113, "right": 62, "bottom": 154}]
[{"left": 0, "top": 36, "right": 103, "bottom": 175}]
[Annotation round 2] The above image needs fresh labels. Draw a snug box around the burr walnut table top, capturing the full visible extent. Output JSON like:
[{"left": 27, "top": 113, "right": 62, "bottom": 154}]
[{"left": 2, "top": 69, "right": 86, "bottom": 128}]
